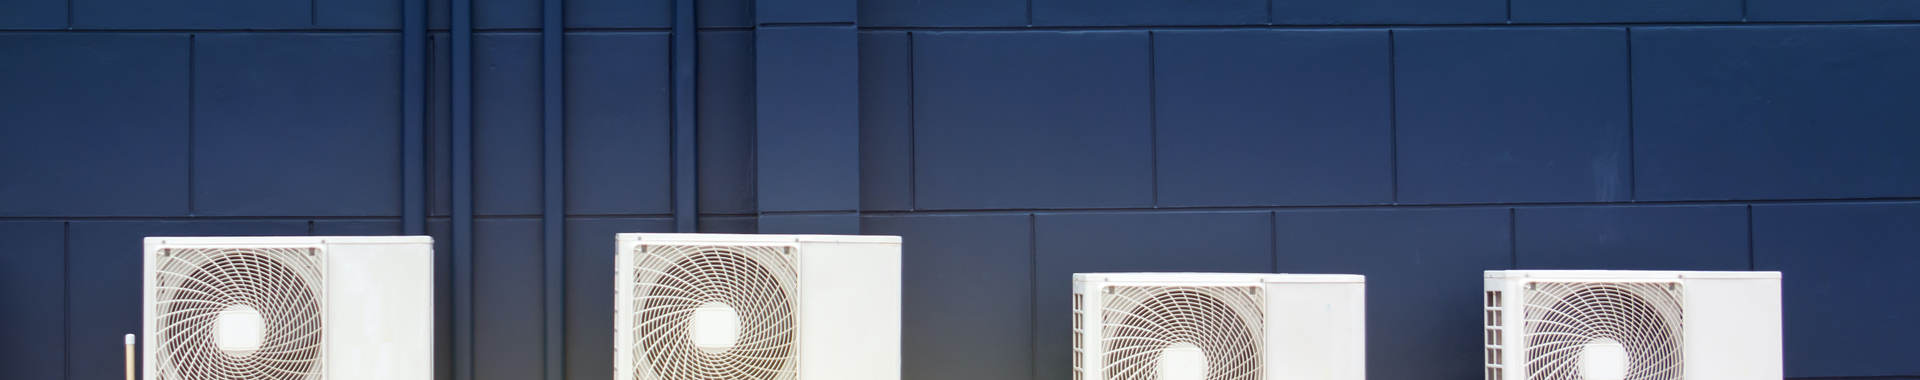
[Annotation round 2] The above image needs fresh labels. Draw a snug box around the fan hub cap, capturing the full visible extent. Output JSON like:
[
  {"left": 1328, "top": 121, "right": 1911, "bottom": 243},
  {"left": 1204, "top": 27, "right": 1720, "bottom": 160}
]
[
  {"left": 1156, "top": 342, "right": 1208, "bottom": 380},
  {"left": 213, "top": 304, "right": 265, "bottom": 357},
  {"left": 1580, "top": 338, "right": 1628, "bottom": 380},
  {"left": 690, "top": 302, "right": 741, "bottom": 353}
]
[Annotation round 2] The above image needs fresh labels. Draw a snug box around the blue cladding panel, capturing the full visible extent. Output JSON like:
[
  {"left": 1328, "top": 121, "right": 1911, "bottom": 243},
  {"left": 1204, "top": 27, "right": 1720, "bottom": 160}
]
[
  {"left": 914, "top": 31, "right": 1154, "bottom": 210},
  {"left": 756, "top": 0, "right": 855, "bottom": 24},
  {"left": 698, "top": 216, "right": 759, "bottom": 233},
  {"left": 72, "top": 0, "right": 305, "bottom": 28},
  {"left": 1272, "top": 208, "right": 1510, "bottom": 380},
  {"left": 0, "top": 34, "right": 189, "bottom": 216},
  {"left": 863, "top": 214, "right": 1034, "bottom": 380},
  {"left": 66, "top": 221, "right": 308, "bottom": 380},
  {"left": 0, "top": 0, "right": 64, "bottom": 28},
  {"left": 317, "top": 0, "right": 401, "bottom": 28},
  {"left": 697, "top": 31, "right": 757, "bottom": 215},
  {"left": 429, "top": 0, "right": 539, "bottom": 29},
  {"left": 194, "top": 34, "right": 402, "bottom": 217},
  {"left": 1633, "top": 26, "right": 1920, "bottom": 201},
  {"left": 0, "top": 222, "right": 63, "bottom": 379},
  {"left": 859, "top": 0, "right": 1025, "bottom": 26},
  {"left": 473, "top": 219, "right": 542, "bottom": 380},
  {"left": 1755, "top": 203, "right": 1920, "bottom": 377},
  {"left": 1154, "top": 30, "right": 1393, "bottom": 207},
  {"left": 431, "top": 33, "right": 452, "bottom": 217},
  {"left": 568, "top": 0, "right": 670, "bottom": 28},
  {"left": 564, "top": 218, "right": 674, "bottom": 380},
  {"left": 699, "top": 0, "right": 752, "bottom": 27},
  {"left": 565, "top": 33, "right": 673, "bottom": 215},
  {"left": 757, "top": 27, "right": 861, "bottom": 212},
  {"left": 427, "top": 219, "right": 454, "bottom": 380},
  {"left": 1033, "top": 211, "right": 1272, "bottom": 380},
  {"left": 859, "top": 31, "right": 913, "bottom": 211},
  {"left": 1033, "top": 0, "right": 1265, "bottom": 26},
  {"left": 1511, "top": 0, "right": 1739, "bottom": 22},
  {"left": 1395, "top": 28, "right": 1631, "bottom": 204},
  {"left": 758, "top": 213, "right": 860, "bottom": 234},
  {"left": 1749, "top": 0, "right": 1920, "bottom": 21},
  {"left": 1271, "top": 0, "right": 1504, "bottom": 24},
  {"left": 472, "top": 33, "right": 542, "bottom": 216},
  {"left": 311, "top": 219, "right": 404, "bottom": 235},
  {"left": 1515, "top": 205, "right": 1749, "bottom": 269}
]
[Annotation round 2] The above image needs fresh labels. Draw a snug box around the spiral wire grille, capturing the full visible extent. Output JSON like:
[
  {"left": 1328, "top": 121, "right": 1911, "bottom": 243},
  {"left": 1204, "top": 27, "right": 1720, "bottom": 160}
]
[
  {"left": 1522, "top": 282, "right": 1684, "bottom": 380},
  {"left": 1100, "top": 286, "right": 1264, "bottom": 380},
  {"left": 153, "top": 247, "right": 326, "bottom": 380},
  {"left": 630, "top": 245, "right": 800, "bottom": 380}
]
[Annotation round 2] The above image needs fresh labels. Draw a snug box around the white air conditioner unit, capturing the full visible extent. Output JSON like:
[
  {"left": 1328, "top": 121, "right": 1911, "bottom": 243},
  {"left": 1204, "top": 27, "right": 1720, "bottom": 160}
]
[
  {"left": 614, "top": 233, "right": 902, "bottom": 380},
  {"left": 1482, "top": 270, "right": 1782, "bottom": 380},
  {"left": 142, "top": 236, "right": 434, "bottom": 380},
  {"left": 1072, "top": 273, "right": 1366, "bottom": 380}
]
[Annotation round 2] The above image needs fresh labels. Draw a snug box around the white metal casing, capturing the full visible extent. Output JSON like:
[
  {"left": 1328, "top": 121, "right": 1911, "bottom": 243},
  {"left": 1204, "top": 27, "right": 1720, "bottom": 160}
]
[
  {"left": 1073, "top": 273, "right": 1366, "bottom": 380},
  {"left": 614, "top": 233, "right": 902, "bottom": 380},
  {"left": 1482, "top": 270, "right": 1782, "bottom": 380},
  {"left": 142, "top": 236, "right": 435, "bottom": 380}
]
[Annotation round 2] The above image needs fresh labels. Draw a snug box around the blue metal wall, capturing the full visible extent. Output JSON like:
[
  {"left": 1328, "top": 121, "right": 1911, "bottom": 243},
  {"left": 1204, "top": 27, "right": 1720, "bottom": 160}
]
[{"left": 2, "top": 0, "right": 1918, "bottom": 379}]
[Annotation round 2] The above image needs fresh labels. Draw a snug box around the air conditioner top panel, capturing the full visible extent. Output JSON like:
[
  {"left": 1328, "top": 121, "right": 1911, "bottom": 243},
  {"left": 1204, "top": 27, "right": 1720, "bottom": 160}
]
[
  {"left": 145, "top": 235, "right": 433, "bottom": 246},
  {"left": 617, "top": 233, "right": 901, "bottom": 245},
  {"left": 1075, "top": 272, "right": 1364, "bottom": 284},
  {"left": 1485, "top": 269, "right": 1780, "bottom": 280}
]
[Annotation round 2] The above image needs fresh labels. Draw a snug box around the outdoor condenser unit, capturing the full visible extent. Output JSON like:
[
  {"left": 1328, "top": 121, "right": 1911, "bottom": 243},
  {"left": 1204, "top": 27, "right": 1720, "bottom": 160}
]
[
  {"left": 1482, "top": 270, "right": 1782, "bottom": 380},
  {"left": 614, "top": 233, "right": 902, "bottom": 380},
  {"left": 1072, "top": 273, "right": 1366, "bottom": 380},
  {"left": 142, "top": 236, "right": 435, "bottom": 380}
]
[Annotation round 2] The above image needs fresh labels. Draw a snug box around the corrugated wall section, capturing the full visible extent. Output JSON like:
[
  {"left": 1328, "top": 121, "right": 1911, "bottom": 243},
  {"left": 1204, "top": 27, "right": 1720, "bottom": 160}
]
[{"left": 3, "top": 0, "right": 1919, "bottom": 379}]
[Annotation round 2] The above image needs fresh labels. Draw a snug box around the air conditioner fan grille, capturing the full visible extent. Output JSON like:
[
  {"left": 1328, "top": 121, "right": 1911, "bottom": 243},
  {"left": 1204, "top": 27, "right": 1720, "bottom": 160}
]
[
  {"left": 629, "top": 245, "right": 799, "bottom": 380},
  {"left": 1100, "top": 286, "right": 1263, "bottom": 380},
  {"left": 153, "top": 247, "right": 325, "bottom": 380},
  {"left": 1522, "top": 282, "right": 1683, "bottom": 380}
]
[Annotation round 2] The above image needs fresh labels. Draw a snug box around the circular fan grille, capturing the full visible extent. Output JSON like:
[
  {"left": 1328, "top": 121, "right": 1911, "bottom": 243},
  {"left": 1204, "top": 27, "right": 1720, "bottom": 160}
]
[
  {"left": 630, "top": 245, "right": 799, "bottom": 380},
  {"left": 153, "top": 247, "right": 325, "bottom": 380},
  {"left": 1101, "top": 286, "right": 1264, "bottom": 380},
  {"left": 1522, "top": 282, "right": 1683, "bottom": 380}
]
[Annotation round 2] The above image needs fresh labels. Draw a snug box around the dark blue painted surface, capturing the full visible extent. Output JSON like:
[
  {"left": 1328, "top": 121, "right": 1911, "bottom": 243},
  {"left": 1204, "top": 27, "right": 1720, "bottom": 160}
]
[
  {"left": 755, "top": 0, "right": 854, "bottom": 24},
  {"left": 562, "top": 218, "right": 674, "bottom": 380},
  {"left": 858, "top": 31, "right": 914, "bottom": 211},
  {"left": 1273, "top": 208, "right": 1511, "bottom": 380},
  {"left": 1748, "top": 0, "right": 1920, "bottom": 21},
  {"left": 1633, "top": 26, "right": 1920, "bottom": 201},
  {"left": 319, "top": 0, "right": 402, "bottom": 28},
  {"left": 313, "top": 219, "right": 405, "bottom": 235},
  {"left": 194, "top": 33, "right": 403, "bottom": 217},
  {"left": 73, "top": 0, "right": 306, "bottom": 28},
  {"left": 914, "top": 31, "right": 1154, "bottom": 210},
  {"left": 472, "top": 219, "right": 542, "bottom": 380},
  {"left": 859, "top": 0, "right": 1025, "bottom": 26},
  {"left": 564, "top": 33, "right": 674, "bottom": 215},
  {"left": 1153, "top": 30, "right": 1392, "bottom": 207},
  {"left": 1395, "top": 28, "right": 1631, "bottom": 204},
  {"left": 698, "top": 0, "right": 753, "bottom": 27},
  {"left": 758, "top": 213, "right": 861, "bottom": 234},
  {"left": 1, "top": 0, "right": 65, "bottom": 28},
  {"left": 1511, "top": 0, "right": 1740, "bottom": 22},
  {"left": 756, "top": 26, "right": 861, "bottom": 212},
  {"left": 863, "top": 214, "right": 1034, "bottom": 380},
  {"left": 1033, "top": 211, "right": 1273, "bottom": 380},
  {"left": 0, "top": 221, "right": 63, "bottom": 379},
  {"left": 471, "top": 33, "right": 543, "bottom": 216},
  {"left": 1755, "top": 203, "right": 1920, "bottom": 378},
  {"left": 1, "top": 34, "right": 190, "bottom": 217},
  {"left": 1271, "top": 0, "right": 1504, "bottom": 24},
  {"left": 1515, "top": 205, "right": 1750, "bottom": 270},
  {"left": 1033, "top": 0, "right": 1266, "bottom": 26},
  {"left": 65, "top": 221, "right": 308, "bottom": 380},
  {"left": 567, "top": 0, "right": 670, "bottom": 28},
  {"left": 697, "top": 31, "right": 757, "bottom": 215}
]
